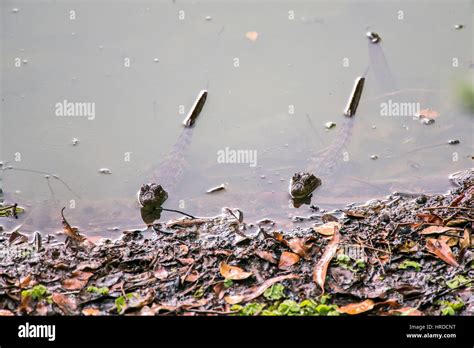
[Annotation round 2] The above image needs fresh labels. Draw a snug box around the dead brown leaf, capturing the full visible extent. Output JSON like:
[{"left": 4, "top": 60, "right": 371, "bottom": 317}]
[
  {"left": 313, "top": 221, "right": 341, "bottom": 236},
  {"left": 255, "top": 250, "right": 278, "bottom": 264},
  {"left": 245, "top": 31, "right": 258, "bottom": 42},
  {"left": 52, "top": 293, "right": 77, "bottom": 315},
  {"left": 417, "top": 108, "right": 439, "bottom": 119},
  {"left": 61, "top": 207, "right": 85, "bottom": 242},
  {"left": 419, "top": 226, "right": 455, "bottom": 235},
  {"left": 224, "top": 274, "right": 299, "bottom": 304},
  {"left": 278, "top": 251, "right": 300, "bottom": 270},
  {"left": 313, "top": 226, "right": 341, "bottom": 293},
  {"left": 0, "top": 309, "right": 14, "bottom": 316},
  {"left": 439, "top": 235, "right": 458, "bottom": 247},
  {"left": 460, "top": 227, "right": 472, "bottom": 250},
  {"left": 287, "top": 238, "right": 311, "bottom": 259},
  {"left": 61, "top": 271, "right": 93, "bottom": 290},
  {"left": 417, "top": 213, "right": 443, "bottom": 225},
  {"left": 338, "top": 299, "right": 375, "bottom": 315},
  {"left": 426, "top": 238, "right": 459, "bottom": 267},
  {"left": 388, "top": 307, "right": 423, "bottom": 316},
  {"left": 153, "top": 266, "right": 169, "bottom": 280},
  {"left": 82, "top": 307, "right": 101, "bottom": 316},
  {"left": 219, "top": 262, "right": 252, "bottom": 280},
  {"left": 183, "top": 270, "right": 200, "bottom": 283},
  {"left": 178, "top": 258, "right": 194, "bottom": 265}
]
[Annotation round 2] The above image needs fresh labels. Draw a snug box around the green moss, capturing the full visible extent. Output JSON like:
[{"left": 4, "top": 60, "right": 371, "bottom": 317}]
[{"left": 398, "top": 260, "right": 422, "bottom": 272}]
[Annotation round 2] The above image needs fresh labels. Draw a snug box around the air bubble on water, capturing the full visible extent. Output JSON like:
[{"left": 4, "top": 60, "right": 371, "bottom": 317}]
[
  {"left": 99, "top": 168, "right": 112, "bottom": 174},
  {"left": 284, "top": 144, "right": 289, "bottom": 147},
  {"left": 268, "top": 181, "right": 272, "bottom": 184},
  {"left": 12, "top": 8, "right": 19, "bottom": 13},
  {"left": 44, "top": 175, "right": 50, "bottom": 179},
  {"left": 72, "top": 138, "right": 79, "bottom": 146},
  {"left": 71, "top": 32, "right": 76, "bottom": 36},
  {"left": 260, "top": 175, "right": 265, "bottom": 179},
  {"left": 370, "top": 155, "right": 378, "bottom": 160},
  {"left": 22, "top": 59, "right": 28, "bottom": 64},
  {"left": 153, "top": 58, "right": 159, "bottom": 62},
  {"left": 371, "top": 125, "right": 376, "bottom": 129},
  {"left": 99, "top": 45, "right": 103, "bottom": 49},
  {"left": 205, "top": 16, "right": 212, "bottom": 21}
]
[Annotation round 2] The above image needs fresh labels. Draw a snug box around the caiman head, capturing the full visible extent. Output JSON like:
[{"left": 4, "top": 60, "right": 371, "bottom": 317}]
[
  {"left": 138, "top": 183, "right": 169, "bottom": 224},
  {"left": 289, "top": 172, "right": 322, "bottom": 199}
]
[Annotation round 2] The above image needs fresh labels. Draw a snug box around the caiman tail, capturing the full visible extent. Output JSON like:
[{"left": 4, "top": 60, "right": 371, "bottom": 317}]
[
  {"left": 306, "top": 41, "right": 397, "bottom": 181},
  {"left": 138, "top": 90, "right": 207, "bottom": 223}
]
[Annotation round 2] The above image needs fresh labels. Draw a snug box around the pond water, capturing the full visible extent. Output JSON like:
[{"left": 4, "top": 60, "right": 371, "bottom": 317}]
[{"left": 1, "top": 0, "right": 472, "bottom": 237}]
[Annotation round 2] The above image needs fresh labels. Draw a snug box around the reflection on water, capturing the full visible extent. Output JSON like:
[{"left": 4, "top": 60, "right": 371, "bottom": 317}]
[{"left": 1, "top": 0, "right": 472, "bottom": 237}]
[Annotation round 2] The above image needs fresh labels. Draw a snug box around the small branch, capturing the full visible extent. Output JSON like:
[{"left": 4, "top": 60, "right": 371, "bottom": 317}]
[
  {"left": 423, "top": 206, "right": 473, "bottom": 211},
  {"left": 158, "top": 207, "right": 196, "bottom": 219}
]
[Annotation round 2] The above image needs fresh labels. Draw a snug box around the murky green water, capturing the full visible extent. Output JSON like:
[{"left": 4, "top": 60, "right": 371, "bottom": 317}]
[{"left": 1, "top": 0, "right": 472, "bottom": 237}]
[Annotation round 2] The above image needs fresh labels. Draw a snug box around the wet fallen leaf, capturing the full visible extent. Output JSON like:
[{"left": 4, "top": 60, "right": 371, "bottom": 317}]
[
  {"left": 52, "top": 293, "right": 77, "bottom": 315},
  {"left": 313, "top": 226, "right": 341, "bottom": 293},
  {"left": 278, "top": 251, "right": 300, "bottom": 270},
  {"left": 153, "top": 266, "right": 169, "bottom": 280},
  {"left": 224, "top": 274, "right": 299, "bottom": 304},
  {"left": 426, "top": 238, "right": 459, "bottom": 267},
  {"left": 338, "top": 299, "right": 375, "bottom": 315},
  {"left": 75, "top": 260, "right": 103, "bottom": 271},
  {"left": 460, "top": 227, "right": 472, "bottom": 250},
  {"left": 388, "top": 307, "right": 423, "bottom": 316},
  {"left": 374, "top": 299, "right": 400, "bottom": 309},
  {"left": 183, "top": 270, "right": 200, "bottom": 283},
  {"left": 313, "top": 221, "right": 341, "bottom": 236},
  {"left": 219, "top": 262, "right": 252, "bottom": 280},
  {"left": 417, "top": 108, "right": 439, "bottom": 119},
  {"left": 439, "top": 235, "right": 459, "bottom": 247},
  {"left": 61, "top": 207, "right": 85, "bottom": 242},
  {"left": 61, "top": 271, "right": 93, "bottom": 290},
  {"left": 419, "top": 226, "right": 455, "bottom": 235},
  {"left": 287, "top": 238, "right": 311, "bottom": 259},
  {"left": 417, "top": 213, "right": 443, "bottom": 225},
  {"left": 213, "top": 282, "right": 226, "bottom": 300},
  {"left": 0, "top": 309, "right": 14, "bottom": 316},
  {"left": 178, "top": 258, "right": 194, "bottom": 265},
  {"left": 127, "top": 289, "right": 155, "bottom": 310},
  {"left": 82, "top": 307, "right": 101, "bottom": 316},
  {"left": 35, "top": 303, "right": 48, "bottom": 316},
  {"left": 19, "top": 275, "right": 33, "bottom": 288},
  {"left": 345, "top": 211, "right": 367, "bottom": 219},
  {"left": 245, "top": 31, "right": 258, "bottom": 42},
  {"left": 9, "top": 230, "right": 28, "bottom": 245},
  {"left": 255, "top": 250, "right": 278, "bottom": 264}
]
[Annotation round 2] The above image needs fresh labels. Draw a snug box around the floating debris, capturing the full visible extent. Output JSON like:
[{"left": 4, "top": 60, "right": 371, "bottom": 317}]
[
  {"left": 245, "top": 31, "right": 259, "bottom": 42},
  {"left": 205, "top": 16, "right": 212, "bottom": 21},
  {"left": 344, "top": 76, "right": 365, "bottom": 116},
  {"left": 421, "top": 118, "right": 435, "bottom": 125},
  {"left": 72, "top": 138, "right": 79, "bottom": 146},
  {"left": 206, "top": 184, "right": 226, "bottom": 194},
  {"left": 454, "top": 24, "right": 464, "bottom": 30},
  {"left": 22, "top": 59, "right": 28, "bottom": 65},
  {"left": 153, "top": 58, "right": 159, "bottom": 63},
  {"left": 366, "top": 31, "right": 381, "bottom": 43},
  {"left": 325, "top": 122, "right": 336, "bottom": 129},
  {"left": 370, "top": 155, "right": 378, "bottom": 160},
  {"left": 11, "top": 8, "right": 19, "bottom": 13},
  {"left": 183, "top": 90, "right": 207, "bottom": 127},
  {"left": 448, "top": 139, "right": 460, "bottom": 145},
  {"left": 99, "top": 168, "right": 112, "bottom": 174}
]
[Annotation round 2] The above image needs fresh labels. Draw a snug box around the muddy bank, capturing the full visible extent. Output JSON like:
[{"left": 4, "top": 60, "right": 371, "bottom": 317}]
[{"left": 0, "top": 169, "right": 472, "bottom": 316}]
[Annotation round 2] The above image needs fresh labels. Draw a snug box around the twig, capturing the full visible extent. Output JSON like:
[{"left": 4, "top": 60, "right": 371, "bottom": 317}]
[
  {"left": 343, "top": 243, "right": 391, "bottom": 255},
  {"left": 423, "top": 206, "right": 473, "bottom": 211},
  {"left": 158, "top": 207, "right": 196, "bottom": 219},
  {"left": 186, "top": 309, "right": 237, "bottom": 315}
]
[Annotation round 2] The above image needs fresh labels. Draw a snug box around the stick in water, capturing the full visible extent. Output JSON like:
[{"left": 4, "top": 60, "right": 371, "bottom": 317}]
[
  {"left": 183, "top": 90, "right": 208, "bottom": 127},
  {"left": 344, "top": 76, "right": 365, "bottom": 117}
]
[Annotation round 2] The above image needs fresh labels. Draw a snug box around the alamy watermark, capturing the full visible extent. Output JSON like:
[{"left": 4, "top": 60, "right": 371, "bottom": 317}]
[
  {"left": 217, "top": 147, "right": 257, "bottom": 167},
  {"left": 55, "top": 99, "right": 95, "bottom": 120},
  {"left": 380, "top": 99, "right": 420, "bottom": 118}
]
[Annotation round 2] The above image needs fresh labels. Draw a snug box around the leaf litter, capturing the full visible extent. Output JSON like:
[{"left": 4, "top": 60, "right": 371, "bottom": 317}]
[{"left": 0, "top": 170, "right": 472, "bottom": 316}]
